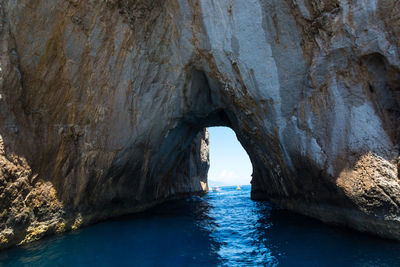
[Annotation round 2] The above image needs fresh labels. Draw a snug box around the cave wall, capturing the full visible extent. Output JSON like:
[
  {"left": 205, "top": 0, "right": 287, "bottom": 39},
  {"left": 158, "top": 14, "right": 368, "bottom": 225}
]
[{"left": 0, "top": 0, "right": 400, "bottom": 248}]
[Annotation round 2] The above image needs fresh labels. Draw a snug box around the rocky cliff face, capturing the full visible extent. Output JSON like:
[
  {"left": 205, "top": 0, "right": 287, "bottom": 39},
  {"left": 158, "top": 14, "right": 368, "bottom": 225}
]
[{"left": 0, "top": 0, "right": 400, "bottom": 249}]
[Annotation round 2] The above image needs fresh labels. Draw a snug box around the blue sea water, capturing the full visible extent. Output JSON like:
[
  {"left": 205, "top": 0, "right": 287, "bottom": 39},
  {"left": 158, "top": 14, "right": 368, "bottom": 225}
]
[{"left": 1, "top": 185, "right": 400, "bottom": 266}]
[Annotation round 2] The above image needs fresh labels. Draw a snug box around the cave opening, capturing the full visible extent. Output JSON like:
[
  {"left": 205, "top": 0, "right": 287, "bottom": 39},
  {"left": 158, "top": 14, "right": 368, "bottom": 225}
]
[
  {"left": 181, "top": 69, "right": 255, "bottom": 191},
  {"left": 207, "top": 126, "right": 252, "bottom": 188}
]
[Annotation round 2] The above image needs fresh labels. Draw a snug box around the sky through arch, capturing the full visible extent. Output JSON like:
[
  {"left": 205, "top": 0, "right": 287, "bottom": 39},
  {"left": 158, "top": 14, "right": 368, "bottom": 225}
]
[{"left": 207, "top": 127, "right": 252, "bottom": 187}]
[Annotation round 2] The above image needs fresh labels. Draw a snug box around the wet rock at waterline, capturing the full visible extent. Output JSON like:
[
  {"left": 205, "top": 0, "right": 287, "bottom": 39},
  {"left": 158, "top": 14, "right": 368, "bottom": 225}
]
[{"left": 1, "top": 0, "right": 400, "bottom": 249}]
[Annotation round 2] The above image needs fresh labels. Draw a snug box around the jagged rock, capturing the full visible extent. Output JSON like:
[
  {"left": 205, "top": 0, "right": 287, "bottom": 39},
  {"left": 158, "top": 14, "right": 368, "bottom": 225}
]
[{"left": 0, "top": 0, "right": 399, "bottom": 249}]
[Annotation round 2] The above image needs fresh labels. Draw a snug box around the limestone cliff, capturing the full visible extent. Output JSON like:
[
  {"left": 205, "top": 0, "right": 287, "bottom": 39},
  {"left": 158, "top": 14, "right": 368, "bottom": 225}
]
[{"left": 0, "top": 0, "right": 400, "bottom": 249}]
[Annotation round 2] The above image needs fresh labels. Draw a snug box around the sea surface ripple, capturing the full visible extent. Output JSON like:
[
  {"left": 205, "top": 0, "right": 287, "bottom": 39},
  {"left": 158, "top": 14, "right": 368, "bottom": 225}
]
[{"left": 1, "top": 185, "right": 400, "bottom": 266}]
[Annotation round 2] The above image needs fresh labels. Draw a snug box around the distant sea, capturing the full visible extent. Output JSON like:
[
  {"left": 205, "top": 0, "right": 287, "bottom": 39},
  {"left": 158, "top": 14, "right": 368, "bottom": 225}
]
[{"left": 1, "top": 185, "right": 400, "bottom": 266}]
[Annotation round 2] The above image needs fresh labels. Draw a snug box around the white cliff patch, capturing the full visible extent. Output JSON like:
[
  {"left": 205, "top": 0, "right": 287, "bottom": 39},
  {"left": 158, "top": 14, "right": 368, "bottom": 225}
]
[{"left": 349, "top": 101, "right": 393, "bottom": 156}]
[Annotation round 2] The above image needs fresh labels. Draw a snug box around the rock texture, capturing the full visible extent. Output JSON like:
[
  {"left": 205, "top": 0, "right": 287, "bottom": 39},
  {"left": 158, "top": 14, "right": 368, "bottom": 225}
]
[{"left": 0, "top": 0, "right": 400, "bottom": 248}]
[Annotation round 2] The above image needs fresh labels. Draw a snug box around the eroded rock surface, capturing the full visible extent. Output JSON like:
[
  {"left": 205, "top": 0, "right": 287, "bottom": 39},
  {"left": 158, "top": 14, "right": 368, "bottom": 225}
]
[{"left": 0, "top": 0, "right": 400, "bottom": 248}]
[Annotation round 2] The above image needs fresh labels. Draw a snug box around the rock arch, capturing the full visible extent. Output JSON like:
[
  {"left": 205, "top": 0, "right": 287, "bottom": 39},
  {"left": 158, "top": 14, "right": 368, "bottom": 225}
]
[{"left": 1, "top": 0, "right": 400, "bottom": 248}]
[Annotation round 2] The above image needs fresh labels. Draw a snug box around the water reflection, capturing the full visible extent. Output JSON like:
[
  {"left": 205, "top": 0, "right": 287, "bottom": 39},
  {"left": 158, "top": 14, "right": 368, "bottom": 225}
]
[
  {"left": 202, "top": 186, "right": 277, "bottom": 266},
  {"left": 1, "top": 186, "right": 400, "bottom": 266}
]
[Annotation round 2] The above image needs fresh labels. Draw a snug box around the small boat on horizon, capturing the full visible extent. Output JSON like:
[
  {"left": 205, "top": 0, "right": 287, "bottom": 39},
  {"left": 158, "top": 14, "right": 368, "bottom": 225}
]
[
  {"left": 212, "top": 187, "right": 220, "bottom": 192},
  {"left": 236, "top": 185, "right": 241, "bottom": 190}
]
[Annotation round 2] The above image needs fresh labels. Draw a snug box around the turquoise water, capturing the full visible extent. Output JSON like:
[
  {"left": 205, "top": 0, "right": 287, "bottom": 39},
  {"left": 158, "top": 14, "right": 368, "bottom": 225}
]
[{"left": 1, "top": 185, "right": 400, "bottom": 266}]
